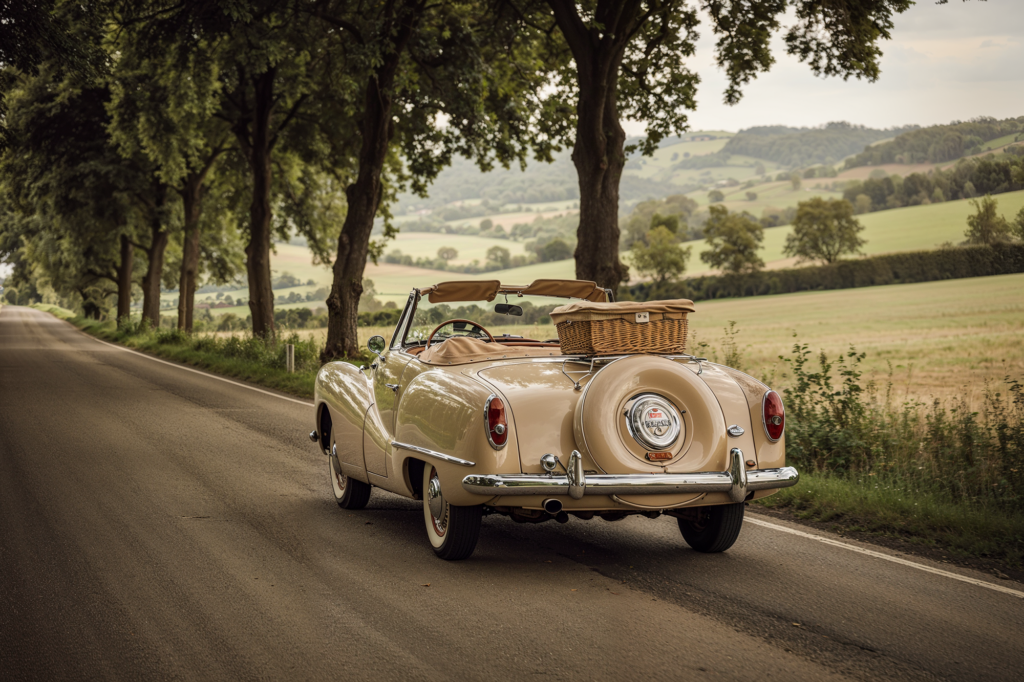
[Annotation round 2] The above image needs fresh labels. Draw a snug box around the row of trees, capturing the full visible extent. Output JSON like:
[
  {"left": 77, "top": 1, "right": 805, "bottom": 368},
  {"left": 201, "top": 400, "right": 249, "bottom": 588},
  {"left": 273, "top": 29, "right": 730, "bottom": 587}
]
[
  {"left": 630, "top": 193, "right": 1024, "bottom": 289},
  {"left": 2, "top": 0, "right": 917, "bottom": 359},
  {"left": 630, "top": 197, "right": 868, "bottom": 287}
]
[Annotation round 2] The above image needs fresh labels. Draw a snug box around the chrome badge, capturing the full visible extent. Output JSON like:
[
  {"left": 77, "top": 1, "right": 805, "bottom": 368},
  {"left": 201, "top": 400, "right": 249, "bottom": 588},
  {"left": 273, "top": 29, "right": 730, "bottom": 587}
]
[{"left": 627, "top": 394, "right": 682, "bottom": 452}]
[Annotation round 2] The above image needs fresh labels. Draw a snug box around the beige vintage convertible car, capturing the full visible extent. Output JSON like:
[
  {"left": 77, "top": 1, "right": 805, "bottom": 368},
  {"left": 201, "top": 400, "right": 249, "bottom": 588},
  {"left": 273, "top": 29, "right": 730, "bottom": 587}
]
[{"left": 310, "top": 279, "right": 797, "bottom": 560}]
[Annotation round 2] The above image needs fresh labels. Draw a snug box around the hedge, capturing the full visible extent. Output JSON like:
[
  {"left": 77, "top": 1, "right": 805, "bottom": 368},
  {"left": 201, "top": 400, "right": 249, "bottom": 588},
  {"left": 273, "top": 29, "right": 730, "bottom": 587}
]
[{"left": 627, "top": 242, "right": 1024, "bottom": 302}]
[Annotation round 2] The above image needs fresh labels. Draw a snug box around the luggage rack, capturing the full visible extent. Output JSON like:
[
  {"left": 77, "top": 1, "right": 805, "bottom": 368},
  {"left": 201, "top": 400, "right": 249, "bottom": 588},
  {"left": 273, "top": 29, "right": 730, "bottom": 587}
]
[{"left": 560, "top": 353, "right": 709, "bottom": 390}]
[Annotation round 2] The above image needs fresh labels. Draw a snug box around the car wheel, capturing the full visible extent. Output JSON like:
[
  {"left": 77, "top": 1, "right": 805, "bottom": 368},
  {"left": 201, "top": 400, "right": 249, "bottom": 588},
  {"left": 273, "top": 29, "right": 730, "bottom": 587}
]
[
  {"left": 423, "top": 464, "right": 481, "bottom": 561},
  {"left": 678, "top": 503, "right": 744, "bottom": 553},
  {"left": 329, "top": 428, "right": 371, "bottom": 510}
]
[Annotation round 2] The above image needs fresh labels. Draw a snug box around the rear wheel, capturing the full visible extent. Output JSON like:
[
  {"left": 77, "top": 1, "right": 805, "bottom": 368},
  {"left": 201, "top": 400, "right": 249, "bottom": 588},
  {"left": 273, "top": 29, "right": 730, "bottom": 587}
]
[
  {"left": 678, "top": 503, "right": 744, "bottom": 553},
  {"left": 423, "top": 465, "right": 481, "bottom": 561},
  {"left": 329, "top": 429, "right": 371, "bottom": 510}
]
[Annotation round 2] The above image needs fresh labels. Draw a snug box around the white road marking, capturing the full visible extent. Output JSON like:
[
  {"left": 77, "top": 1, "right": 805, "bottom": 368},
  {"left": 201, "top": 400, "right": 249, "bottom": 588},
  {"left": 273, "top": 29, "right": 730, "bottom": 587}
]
[
  {"left": 747, "top": 516, "right": 1024, "bottom": 599},
  {"left": 56, "top": 316, "right": 315, "bottom": 407}
]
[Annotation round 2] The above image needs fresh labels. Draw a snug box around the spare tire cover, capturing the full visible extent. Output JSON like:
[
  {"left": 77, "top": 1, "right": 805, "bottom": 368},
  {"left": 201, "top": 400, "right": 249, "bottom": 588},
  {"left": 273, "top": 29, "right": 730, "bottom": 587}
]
[{"left": 573, "top": 356, "right": 727, "bottom": 475}]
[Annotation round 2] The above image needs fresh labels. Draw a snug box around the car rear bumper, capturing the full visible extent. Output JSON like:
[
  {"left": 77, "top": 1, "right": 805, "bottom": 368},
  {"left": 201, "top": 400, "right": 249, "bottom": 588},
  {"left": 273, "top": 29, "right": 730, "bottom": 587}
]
[{"left": 462, "top": 448, "right": 798, "bottom": 503}]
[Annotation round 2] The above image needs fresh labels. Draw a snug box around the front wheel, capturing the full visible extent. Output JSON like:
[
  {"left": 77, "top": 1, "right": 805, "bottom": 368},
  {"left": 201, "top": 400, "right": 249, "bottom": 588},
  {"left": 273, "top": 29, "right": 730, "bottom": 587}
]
[
  {"left": 423, "top": 465, "right": 481, "bottom": 561},
  {"left": 329, "top": 430, "right": 371, "bottom": 510},
  {"left": 678, "top": 503, "right": 744, "bottom": 553}
]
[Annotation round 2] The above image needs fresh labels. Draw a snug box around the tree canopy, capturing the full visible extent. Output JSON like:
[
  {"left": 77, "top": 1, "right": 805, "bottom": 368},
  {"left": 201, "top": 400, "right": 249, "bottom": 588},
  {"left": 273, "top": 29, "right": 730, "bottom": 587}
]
[
  {"left": 784, "top": 197, "right": 866, "bottom": 264},
  {"left": 700, "top": 206, "right": 764, "bottom": 275}
]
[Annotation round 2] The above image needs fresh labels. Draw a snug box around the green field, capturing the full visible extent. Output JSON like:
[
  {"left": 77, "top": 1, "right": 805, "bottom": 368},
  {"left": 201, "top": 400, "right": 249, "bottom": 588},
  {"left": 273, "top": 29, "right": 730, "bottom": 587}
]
[
  {"left": 279, "top": 272, "right": 1024, "bottom": 406},
  {"left": 165, "top": 189, "right": 1024, "bottom": 311},
  {"left": 663, "top": 188, "right": 1024, "bottom": 277}
]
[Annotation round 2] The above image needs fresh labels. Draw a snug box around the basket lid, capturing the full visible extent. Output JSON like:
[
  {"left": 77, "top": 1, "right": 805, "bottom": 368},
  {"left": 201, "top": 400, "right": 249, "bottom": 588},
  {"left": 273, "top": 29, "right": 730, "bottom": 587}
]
[{"left": 550, "top": 299, "right": 695, "bottom": 324}]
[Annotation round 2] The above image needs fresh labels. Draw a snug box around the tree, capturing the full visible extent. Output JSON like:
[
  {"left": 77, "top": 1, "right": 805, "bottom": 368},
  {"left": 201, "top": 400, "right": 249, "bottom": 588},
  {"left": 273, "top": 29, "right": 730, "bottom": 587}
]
[
  {"left": 754, "top": 162, "right": 766, "bottom": 176},
  {"left": 0, "top": 53, "right": 147, "bottom": 324},
  {"left": 650, "top": 213, "right": 679, "bottom": 234},
  {"left": 964, "top": 195, "right": 1011, "bottom": 245},
  {"left": 708, "top": 189, "right": 725, "bottom": 203},
  {"left": 517, "top": 0, "right": 912, "bottom": 291},
  {"left": 539, "top": 239, "right": 573, "bottom": 262},
  {"left": 784, "top": 197, "right": 865, "bottom": 264},
  {"left": 480, "top": 218, "right": 494, "bottom": 232},
  {"left": 852, "top": 194, "right": 873, "bottom": 215},
  {"left": 125, "top": 1, "right": 350, "bottom": 338},
  {"left": 700, "top": 206, "right": 764, "bottom": 274},
  {"left": 745, "top": 191, "right": 757, "bottom": 201},
  {"left": 524, "top": 0, "right": 917, "bottom": 288},
  {"left": 1013, "top": 207, "right": 1024, "bottom": 242},
  {"left": 437, "top": 246, "right": 458, "bottom": 262},
  {"left": 108, "top": 30, "right": 233, "bottom": 332},
  {"left": 319, "top": 0, "right": 553, "bottom": 359},
  {"left": 790, "top": 172, "right": 802, "bottom": 191},
  {"left": 486, "top": 245, "right": 512, "bottom": 270},
  {"left": 631, "top": 226, "right": 690, "bottom": 287}
]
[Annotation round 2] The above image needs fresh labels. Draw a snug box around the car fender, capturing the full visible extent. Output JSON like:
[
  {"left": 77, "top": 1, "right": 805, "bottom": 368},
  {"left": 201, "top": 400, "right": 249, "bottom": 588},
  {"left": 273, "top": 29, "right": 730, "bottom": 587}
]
[{"left": 394, "top": 369, "right": 521, "bottom": 506}]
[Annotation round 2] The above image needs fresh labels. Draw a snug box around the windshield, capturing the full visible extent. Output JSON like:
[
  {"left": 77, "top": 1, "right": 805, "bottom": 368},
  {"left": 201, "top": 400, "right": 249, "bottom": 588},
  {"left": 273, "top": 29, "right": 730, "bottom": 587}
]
[{"left": 402, "top": 294, "right": 570, "bottom": 347}]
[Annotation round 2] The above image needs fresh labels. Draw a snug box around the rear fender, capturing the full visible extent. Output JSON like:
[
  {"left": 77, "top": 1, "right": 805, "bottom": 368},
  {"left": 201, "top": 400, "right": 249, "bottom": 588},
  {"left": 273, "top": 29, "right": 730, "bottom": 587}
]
[{"left": 394, "top": 369, "right": 521, "bottom": 506}]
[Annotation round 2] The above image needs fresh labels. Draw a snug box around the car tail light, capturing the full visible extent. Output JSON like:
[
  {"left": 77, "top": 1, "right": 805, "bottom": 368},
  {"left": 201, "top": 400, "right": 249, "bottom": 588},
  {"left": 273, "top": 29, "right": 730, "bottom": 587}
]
[
  {"left": 762, "top": 390, "right": 785, "bottom": 441},
  {"left": 485, "top": 395, "right": 508, "bottom": 449}
]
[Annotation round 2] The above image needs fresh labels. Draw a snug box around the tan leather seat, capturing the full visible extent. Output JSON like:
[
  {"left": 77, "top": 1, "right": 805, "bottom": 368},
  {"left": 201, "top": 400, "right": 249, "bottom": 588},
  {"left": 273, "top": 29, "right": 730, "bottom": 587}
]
[{"left": 418, "top": 336, "right": 563, "bottom": 366}]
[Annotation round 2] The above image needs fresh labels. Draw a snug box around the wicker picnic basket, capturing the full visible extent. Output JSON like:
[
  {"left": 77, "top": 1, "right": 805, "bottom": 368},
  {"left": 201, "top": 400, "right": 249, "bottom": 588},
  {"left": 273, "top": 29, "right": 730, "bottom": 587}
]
[{"left": 550, "top": 299, "right": 696, "bottom": 356}]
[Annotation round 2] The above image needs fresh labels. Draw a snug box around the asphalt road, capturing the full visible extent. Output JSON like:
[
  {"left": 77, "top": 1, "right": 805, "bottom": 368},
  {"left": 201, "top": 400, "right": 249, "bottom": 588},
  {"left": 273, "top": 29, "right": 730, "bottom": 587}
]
[{"left": 1, "top": 305, "right": 1022, "bottom": 682}]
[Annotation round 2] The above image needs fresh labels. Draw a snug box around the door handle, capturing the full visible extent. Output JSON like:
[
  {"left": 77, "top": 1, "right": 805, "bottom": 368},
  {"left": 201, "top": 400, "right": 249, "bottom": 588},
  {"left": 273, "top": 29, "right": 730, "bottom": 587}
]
[{"left": 385, "top": 383, "right": 399, "bottom": 393}]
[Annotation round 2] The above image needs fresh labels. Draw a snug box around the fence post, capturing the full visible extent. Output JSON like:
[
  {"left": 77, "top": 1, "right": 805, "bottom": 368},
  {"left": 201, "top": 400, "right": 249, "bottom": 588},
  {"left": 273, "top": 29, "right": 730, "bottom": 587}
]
[{"left": 286, "top": 344, "right": 295, "bottom": 373}]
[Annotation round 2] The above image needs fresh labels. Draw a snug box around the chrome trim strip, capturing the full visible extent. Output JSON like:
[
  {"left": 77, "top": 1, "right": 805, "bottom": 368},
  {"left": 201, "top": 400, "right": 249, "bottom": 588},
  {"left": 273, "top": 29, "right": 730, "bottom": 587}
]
[
  {"left": 391, "top": 441, "right": 476, "bottom": 467},
  {"left": 461, "top": 464, "right": 799, "bottom": 497}
]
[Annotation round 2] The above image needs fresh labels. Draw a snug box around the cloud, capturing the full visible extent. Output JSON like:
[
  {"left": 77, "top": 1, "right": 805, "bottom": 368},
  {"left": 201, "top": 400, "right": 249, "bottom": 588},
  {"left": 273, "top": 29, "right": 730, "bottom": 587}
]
[{"left": 622, "top": 1, "right": 1024, "bottom": 134}]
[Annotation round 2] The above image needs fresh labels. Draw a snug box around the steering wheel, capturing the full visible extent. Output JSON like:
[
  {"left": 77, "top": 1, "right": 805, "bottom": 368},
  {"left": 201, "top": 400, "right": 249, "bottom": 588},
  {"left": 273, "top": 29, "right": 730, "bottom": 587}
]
[{"left": 425, "top": 319, "right": 495, "bottom": 349}]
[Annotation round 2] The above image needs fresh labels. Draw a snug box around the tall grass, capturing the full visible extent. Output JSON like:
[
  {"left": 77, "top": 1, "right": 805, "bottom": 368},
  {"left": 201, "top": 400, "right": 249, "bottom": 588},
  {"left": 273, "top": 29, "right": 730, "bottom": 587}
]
[{"left": 780, "top": 341, "right": 1023, "bottom": 512}]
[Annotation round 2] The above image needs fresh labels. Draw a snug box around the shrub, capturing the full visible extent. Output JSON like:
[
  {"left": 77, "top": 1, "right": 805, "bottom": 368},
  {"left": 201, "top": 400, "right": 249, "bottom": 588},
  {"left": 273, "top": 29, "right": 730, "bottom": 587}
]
[{"left": 629, "top": 242, "right": 1024, "bottom": 302}]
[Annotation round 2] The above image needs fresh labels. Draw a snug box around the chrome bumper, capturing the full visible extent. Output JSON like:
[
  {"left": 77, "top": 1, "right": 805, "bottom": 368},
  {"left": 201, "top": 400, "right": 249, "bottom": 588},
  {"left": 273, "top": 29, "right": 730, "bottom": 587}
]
[{"left": 462, "top": 449, "right": 798, "bottom": 503}]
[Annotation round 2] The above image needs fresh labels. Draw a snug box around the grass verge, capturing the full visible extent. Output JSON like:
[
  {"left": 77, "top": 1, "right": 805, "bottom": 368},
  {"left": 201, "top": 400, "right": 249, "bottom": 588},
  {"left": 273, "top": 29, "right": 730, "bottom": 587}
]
[
  {"left": 755, "top": 471, "right": 1024, "bottom": 569},
  {"left": 36, "top": 304, "right": 367, "bottom": 400}
]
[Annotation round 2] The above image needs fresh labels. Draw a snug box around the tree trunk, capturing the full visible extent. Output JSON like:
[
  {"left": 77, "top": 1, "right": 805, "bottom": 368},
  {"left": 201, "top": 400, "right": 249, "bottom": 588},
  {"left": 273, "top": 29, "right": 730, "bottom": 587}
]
[
  {"left": 177, "top": 175, "right": 204, "bottom": 332},
  {"left": 570, "top": 60, "right": 628, "bottom": 289},
  {"left": 547, "top": 0, "right": 632, "bottom": 291},
  {"left": 322, "top": 30, "right": 412, "bottom": 362},
  {"left": 116, "top": 233, "right": 133, "bottom": 325},
  {"left": 242, "top": 70, "right": 276, "bottom": 339},
  {"left": 141, "top": 221, "right": 169, "bottom": 329}
]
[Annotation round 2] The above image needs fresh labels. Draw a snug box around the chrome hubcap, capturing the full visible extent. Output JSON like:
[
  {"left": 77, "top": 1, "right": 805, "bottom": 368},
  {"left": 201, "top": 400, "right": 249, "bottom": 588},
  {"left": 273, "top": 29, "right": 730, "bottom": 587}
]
[{"left": 427, "top": 475, "right": 444, "bottom": 520}]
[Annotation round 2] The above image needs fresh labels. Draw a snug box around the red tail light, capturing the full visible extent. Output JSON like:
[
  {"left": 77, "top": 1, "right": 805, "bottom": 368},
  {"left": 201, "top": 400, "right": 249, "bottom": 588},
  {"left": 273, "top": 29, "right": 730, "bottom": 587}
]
[
  {"left": 485, "top": 395, "right": 508, "bottom": 449},
  {"left": 762, "top": 390, "right": 785, "bottom": 441}
]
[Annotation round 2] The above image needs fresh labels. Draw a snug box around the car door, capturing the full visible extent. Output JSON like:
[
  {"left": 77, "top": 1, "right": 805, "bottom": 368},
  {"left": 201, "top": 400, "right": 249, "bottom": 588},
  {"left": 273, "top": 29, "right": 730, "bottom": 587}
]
[{"left": 372, "top": 348, "right": 411, "bottom": 440}]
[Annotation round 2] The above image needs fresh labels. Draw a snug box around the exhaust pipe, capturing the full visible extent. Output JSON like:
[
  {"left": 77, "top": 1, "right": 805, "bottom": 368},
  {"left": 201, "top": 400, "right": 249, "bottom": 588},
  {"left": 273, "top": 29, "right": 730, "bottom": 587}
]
[{"left": 543, "top": 498, "right": 563, "bottom": 515}]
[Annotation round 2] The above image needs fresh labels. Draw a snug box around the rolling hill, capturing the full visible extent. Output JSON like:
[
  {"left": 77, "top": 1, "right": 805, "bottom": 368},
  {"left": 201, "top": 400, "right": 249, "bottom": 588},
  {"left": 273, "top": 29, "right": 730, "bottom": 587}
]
[{"left": 168, "top": 188, "right": 1024, "bottom": 314}]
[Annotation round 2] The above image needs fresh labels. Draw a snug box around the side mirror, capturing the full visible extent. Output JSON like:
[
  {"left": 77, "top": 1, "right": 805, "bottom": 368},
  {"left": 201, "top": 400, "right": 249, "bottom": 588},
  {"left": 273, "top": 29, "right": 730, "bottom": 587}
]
[
  {"left": 367, "top": 335, "right": 386, "bottom": 361},
  {"left": 495, "top": 303, "right": 523, "bottom": 316}
]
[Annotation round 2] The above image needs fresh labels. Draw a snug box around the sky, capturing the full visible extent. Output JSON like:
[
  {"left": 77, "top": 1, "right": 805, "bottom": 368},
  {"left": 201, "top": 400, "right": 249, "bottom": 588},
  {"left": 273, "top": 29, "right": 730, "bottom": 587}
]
[
  {"left": 622, "top": 0, "right": 1024, "bottom": 135},
  {"left": 2, "top": 1, "right": 1022, "bottom": 281}
]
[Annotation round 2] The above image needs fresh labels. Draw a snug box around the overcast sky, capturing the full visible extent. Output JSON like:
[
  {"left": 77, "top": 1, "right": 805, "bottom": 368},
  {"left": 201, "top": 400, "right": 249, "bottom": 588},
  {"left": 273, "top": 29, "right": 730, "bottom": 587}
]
[{"left": 623, "top": 0, "right": 1024, "bottom": 135}]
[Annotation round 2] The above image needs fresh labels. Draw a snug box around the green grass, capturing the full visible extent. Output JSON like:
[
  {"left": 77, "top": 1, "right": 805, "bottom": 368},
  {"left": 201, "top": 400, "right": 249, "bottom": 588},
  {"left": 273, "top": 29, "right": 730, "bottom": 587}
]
[
  {"left": 688, "top": 272, "right": 1024, "bottom": 404},
  {"left": 756, "top": 471, "right": 1024, "bottom": 565}
]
